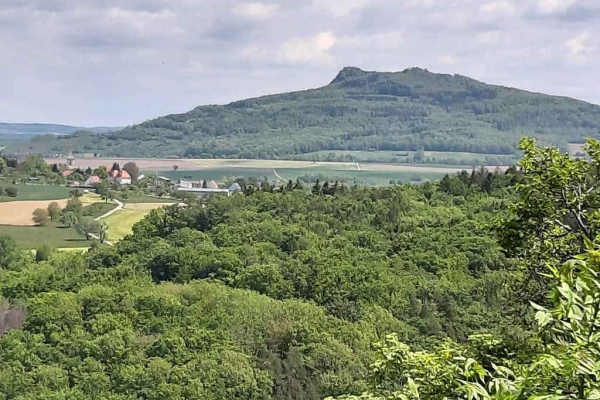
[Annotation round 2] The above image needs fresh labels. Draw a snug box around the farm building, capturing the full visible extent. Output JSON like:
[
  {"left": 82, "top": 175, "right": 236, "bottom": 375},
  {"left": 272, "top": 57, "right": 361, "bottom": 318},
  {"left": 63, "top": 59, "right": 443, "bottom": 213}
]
[
  {"left": 108, "top": 169, "right": 132, "bottom": 185},
  {"left": 84, "top": 175, "right": 102, "bottom": 186}
]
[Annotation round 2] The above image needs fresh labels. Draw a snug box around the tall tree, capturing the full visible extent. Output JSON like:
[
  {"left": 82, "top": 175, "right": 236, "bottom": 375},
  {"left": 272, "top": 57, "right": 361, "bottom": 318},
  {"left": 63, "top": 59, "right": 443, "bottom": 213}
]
[{"left": 123, "top": 162, "right": 140, "bottom": 181}]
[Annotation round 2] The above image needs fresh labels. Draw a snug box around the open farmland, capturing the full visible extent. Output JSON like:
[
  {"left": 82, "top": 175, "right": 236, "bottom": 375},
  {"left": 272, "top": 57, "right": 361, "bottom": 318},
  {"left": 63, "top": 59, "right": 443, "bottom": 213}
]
[
  {"left": 0, "top": 199, "right": 69, "bottom": 225},
  {"left": 46, "top": 156, "right": 507, "bottom": 185},
  {"left": 0, "top": 223, "right": 92, "bottom": 249},
  {"left": 0, "top": 185, "right": 71, "bottom": 202}
]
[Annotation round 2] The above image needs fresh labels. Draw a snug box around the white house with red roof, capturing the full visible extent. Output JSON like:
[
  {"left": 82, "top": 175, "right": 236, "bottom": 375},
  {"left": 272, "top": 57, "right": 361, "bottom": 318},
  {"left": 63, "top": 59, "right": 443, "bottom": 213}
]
[{"left": 109, "top": 169, "right": 132, "bottom": 185}]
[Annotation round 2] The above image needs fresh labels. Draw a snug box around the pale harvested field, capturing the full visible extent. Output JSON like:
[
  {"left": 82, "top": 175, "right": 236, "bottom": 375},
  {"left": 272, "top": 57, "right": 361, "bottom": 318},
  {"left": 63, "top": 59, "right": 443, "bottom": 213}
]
[
  {"left": 0, "top": 199, "right": 68, "bottom": 226},
  {"left": 46, "top": 157, "right": 508, "bottom": 174},
  {"left": 46, "top": 157, "right": 204, "bottom": 171}
]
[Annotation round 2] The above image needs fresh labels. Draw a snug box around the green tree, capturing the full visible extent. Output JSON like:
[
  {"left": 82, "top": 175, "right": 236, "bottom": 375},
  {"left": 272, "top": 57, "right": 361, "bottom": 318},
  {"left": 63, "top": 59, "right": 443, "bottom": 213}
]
[
  {"left": 0, "top": 235, "right": 20, "bottom": 269},
  {"left": 32, "top": 208, "right": 50, "bottom": 226},
  {"left": 76, "top": 217, "right": 101, "bottom": 240},
  {"left": 123, "top": 162, "right": 140, "bottom": 182},
  {"left": 64, "top": 197, "right": 83, "bottom": 214},
  {"left": 498, "top": 137, "right": 600, "bottom": 310},
  {"left": 35, "top": 244, "right": 54, "bottom": 262},
  {"left": 93, "top": 166, "right": 108, "bottom": 179},
  {"left": 69, "top": 189, "right": 84, "bottom": 198},
  {"left": 98, "top": 222, "right": 108, "bottom": 244},
  {"left": 47, "top": 202, "right": 62, "bottom": 222},
  {"left": 61, "top": 211, "right": 78, "bottom": 228},
  {"left": 95, "top": 182, "right": 111, "bottom": 203}
]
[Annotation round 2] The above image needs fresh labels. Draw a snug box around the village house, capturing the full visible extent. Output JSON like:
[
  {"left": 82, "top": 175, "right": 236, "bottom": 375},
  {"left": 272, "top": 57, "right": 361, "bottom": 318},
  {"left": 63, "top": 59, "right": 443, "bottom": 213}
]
[
  {"left": 108, "top": 169, "right": 132, "bottom": 185},
  {"left": 84, "top": 175, "right": 101, "bottom": 186}
]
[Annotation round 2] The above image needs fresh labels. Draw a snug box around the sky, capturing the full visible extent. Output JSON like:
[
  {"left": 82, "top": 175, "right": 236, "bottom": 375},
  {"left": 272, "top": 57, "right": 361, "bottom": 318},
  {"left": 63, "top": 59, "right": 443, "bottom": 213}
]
[{"left": 0, "top": 0, "right": 598, "bottom": 127}]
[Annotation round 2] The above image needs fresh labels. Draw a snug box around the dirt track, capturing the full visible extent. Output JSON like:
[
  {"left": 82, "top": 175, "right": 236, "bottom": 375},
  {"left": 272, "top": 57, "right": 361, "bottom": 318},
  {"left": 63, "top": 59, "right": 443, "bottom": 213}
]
[{"left": 0, "top": 199, "right": 69, "bottom": 226}]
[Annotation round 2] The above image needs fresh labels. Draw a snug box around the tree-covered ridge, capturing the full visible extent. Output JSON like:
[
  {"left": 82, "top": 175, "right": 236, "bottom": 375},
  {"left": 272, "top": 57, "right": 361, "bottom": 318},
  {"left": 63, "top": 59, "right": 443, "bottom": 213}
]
[
  {"left": 15, "top": 67, "right": 600, "bottom": 158},
  {"left": 0, "top": 168, "right": 518, "bottom": 399}
]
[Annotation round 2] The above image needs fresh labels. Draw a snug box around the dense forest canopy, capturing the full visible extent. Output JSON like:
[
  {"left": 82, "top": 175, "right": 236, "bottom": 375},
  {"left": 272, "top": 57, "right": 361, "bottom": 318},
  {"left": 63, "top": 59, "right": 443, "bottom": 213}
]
[
  {"left": 10, "top": 67, "right": 600, "bottom": 159},
  {"left": 3, "top": 139, "right": 600, "bottom": 398}
]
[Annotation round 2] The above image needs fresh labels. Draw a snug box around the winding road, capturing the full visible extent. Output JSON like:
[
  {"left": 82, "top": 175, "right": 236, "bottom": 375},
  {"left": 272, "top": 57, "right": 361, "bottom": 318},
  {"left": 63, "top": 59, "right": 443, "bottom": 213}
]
[{"left": 84, "top": 193, "right": 124, "bottom": 246}]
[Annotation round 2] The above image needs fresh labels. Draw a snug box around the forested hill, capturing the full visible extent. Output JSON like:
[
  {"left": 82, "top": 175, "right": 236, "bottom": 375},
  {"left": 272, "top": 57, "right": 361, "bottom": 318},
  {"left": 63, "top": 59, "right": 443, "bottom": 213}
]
[
  {"left": 0, "top": 123, "right": 121, "bottom": 136},
  {"left": 14, "top": 67, "right": 600, "bottom": 158}
]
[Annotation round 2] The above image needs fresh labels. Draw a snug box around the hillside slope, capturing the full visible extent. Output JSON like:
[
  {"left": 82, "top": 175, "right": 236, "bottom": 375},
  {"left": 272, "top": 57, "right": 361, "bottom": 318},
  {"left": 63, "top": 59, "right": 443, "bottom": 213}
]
[
  {"left": 0, "top": 122, "right": 121, "bottom": 136},
  {"left": 12, "top": 67, "right": 600, "bottom": 158}
]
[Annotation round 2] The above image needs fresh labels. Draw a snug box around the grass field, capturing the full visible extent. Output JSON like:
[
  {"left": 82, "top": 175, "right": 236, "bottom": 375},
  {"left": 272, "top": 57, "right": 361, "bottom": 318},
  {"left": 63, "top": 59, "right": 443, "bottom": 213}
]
[
  {"left": 104, "top": 203, "right": 171, "bottom": 242},
  {"left": 0, "top": 222, "right": 92, "bottom": 249},
  {"left": 82, "top": 202, "right": 118, "bottom": 219},
  {"left": 0, "top": 185, "right": 71, "bottom": 202},
  {"left": 80, "top": 193, "right": 102, "bottom": 204}
]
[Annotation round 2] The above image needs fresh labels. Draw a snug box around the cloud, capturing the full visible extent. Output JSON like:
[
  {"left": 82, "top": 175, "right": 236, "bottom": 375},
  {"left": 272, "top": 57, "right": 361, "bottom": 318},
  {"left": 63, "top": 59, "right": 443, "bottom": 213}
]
[
  {"left": 337, "top": 31, "right": 404, "bottom": 51},
  {"left": 537, "top": 0, "right": 577, "bottom": 15},
  {"left": 0, "top": 0, "right": 599, "bottom": 126},
  {"left": 439, "top": 55, "right": 458, "bottom": 66},
  {"left": 234, "top": 2, "right": 279, "bottom": 21},
  {"left": 480, "top": 1, "right": 515, "bottom": 16},
  {"left": 566, "top": 32, "right": 596, "bottom": 62},
  {"left": 279, "top": 32, "right": 337, "bottom": 64},
  {"left": 313, "top": 0, "right": 375, "bottom": 17}
]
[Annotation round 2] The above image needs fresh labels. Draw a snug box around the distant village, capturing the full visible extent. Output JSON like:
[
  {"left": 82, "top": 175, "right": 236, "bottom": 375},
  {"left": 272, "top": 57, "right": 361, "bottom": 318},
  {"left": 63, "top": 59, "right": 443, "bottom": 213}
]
[{"left": 59, "top": 152, "right": 242, "bottom": 196}]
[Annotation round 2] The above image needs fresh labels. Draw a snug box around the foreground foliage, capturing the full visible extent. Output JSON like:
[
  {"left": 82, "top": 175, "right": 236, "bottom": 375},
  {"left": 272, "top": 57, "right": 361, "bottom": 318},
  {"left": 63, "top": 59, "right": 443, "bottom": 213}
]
[{"left": 3, "top": 138, "right": 600, "bottom": 399}]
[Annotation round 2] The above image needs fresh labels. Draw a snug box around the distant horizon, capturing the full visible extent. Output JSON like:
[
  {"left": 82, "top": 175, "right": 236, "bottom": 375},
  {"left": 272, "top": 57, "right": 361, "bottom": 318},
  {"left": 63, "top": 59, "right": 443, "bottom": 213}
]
[{"left": 3, "top": 65, "right": 600, "bottom": 128}]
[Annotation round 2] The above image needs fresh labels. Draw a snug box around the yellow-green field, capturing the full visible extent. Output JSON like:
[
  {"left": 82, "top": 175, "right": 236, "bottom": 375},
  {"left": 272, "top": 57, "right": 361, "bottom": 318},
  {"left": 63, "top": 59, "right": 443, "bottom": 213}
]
[
  {"left": 80, "top": 193, "right": 102, "bottom": 204},
  {"left": 104, "top": 203, "right": 173, "bottom": 242}
]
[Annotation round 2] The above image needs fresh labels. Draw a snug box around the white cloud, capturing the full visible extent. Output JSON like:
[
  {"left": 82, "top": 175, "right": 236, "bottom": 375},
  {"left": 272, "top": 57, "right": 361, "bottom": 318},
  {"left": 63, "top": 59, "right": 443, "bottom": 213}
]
[
  {"left": 313, "top": 0, "right": 374, "bottom": 17},
  {"left": 439, "top": 55, "right": 458, "bottom": 66},
  {"left": 280, "top": 31, "right": 337, "bottom": 64},
  {"left": 537, "top": 0, "right": 578, "bottom": 14},
  {"left": 241, "top": 45, "right": 269, "bottom": 61},
  {"left": 477, "top": 30, "right": 501, "bottom": 45},
  {"left": 566, "top": 32, "right": 596, "bottom": 62},
  {"left": 338, "top": 31, "right": 404, "bottom": 51},
  {"left": 481, "top": 1, "right": 515, "bottom": 16},
  {"left": 234, "top": 2, "right": 279, "bottom": 21}
]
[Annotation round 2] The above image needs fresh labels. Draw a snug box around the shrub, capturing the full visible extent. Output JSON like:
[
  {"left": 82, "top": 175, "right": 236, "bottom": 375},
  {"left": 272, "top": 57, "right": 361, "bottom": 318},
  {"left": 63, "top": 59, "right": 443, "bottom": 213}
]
[
  {"left": 5, "top": 186, "right": 18, "bottom": 197},
  {"left": 32, "top": 208, "right": 50, "bottom": 226},
  {"left": 35, "top": 245, "right": 54, "bottom": 262}
]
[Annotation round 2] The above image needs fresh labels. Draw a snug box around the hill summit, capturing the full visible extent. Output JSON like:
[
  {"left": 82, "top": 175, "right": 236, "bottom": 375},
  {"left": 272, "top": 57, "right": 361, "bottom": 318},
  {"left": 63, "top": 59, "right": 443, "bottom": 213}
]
[{"left": 12, "top": 67, "right": 600, "bottom": 159}]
